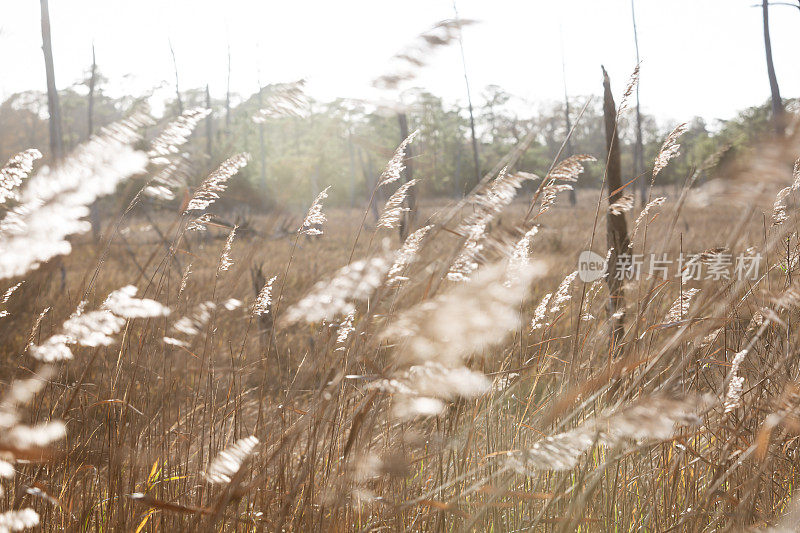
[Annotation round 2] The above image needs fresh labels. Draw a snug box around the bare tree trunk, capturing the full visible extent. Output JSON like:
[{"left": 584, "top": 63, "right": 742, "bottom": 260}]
[
  {"left": 310, "top": 162, "right": 320, "bottom": 198},
  {"left": 205, "top": 84, "right": 213, "bottom": 166},
  {"left": 347, "top": 130, "right": 357, "bottom": 207},
  {"left": 40, "top": 0, "right": 63, "bottom": 161},
  {"left": 225, "top": 42, "right": 232, "bottom": 131},
  {"left": 397, "top": 113, "right": 417, "bottom": 241},
  {"left": 763, "top": 0, "right": 785, "bottom": 135},
  {"left": 563, "top": 108, "right": 577, "bottom": 205},
  {"left": 88, "top": 44, "right": 101, "bottom": 240},
  {"left": 602, "top": 67, "right": 630, "bottom": 352},
  {"left": 257, "top": 84, "right": 267, "bottom": 191},
  {"left": 454, "top": 142, "right": 463, "bottom": 198},
  {"left": 358, "top": 148, "right": 380, "bottom": 222},
  {"left": 631, "top": 0, "right": 646, "bottom": 204},
  {"left": 560, "top": 33, "right": 577, "bottom": 207},
  {"left": 453, "top": 0, "right": 480, "bottom": 189},
  {"left": 88, "top": 44, "right": 96, "bottom": 138},
  {"left": 169, "top": 39, "right": 183, "bottom": 114},
  {"left": 40, "top": 0, "right": 67, "bottom": 287}
]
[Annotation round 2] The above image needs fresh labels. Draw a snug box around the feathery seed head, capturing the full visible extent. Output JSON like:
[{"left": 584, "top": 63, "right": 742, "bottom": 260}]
[
  {"left": 0, "top": 149, "right": 42, "bottom": 205},
  {"left": 148, "top": 107, "right": 210, "bottom": 163},
  {"left": 653, "top": 123, "right": 688, "bottom": 177},
  {"left": 609, "top": 195, "right": 634, "bottom": 215},
  {"left": 0, "top": 116, "right": 148, "bottom": 280},
  {"left": 550, "top": 271, "right": 578, "bottom": 314},
  {"left": 285, "top": 255, "right": 391, "bottom": 324},
  {"left": 378, "top": 131, "right": 418, "bottom": 187},
  {"left": 0, "top": 509, "right": 39, "bottom": 531},
  {"left": 299, "top": 186, "right": 330, "bottom": 235},
  {"left": 546, "top": 154, "right": 596, "bottom": 183},
  {"left": 387, "top": 225, "right": 431, "bottom": 286},
  {"left": 185, "top": 153, "right": 250, "bottom": 213},
  {"left": 204, "top": 436, "right": 259, "bottom": 485},
  {"left": 377, "top": 179, "right": 418, "bottom": 229},
  {"left": 530, "top": 293, "right": 553, "bottom": 331},
  {"left": 218, "top": 225, "right": 237, "bottom": 273},
  {"left": 253, "top": 276, "right": 277, "bottom": 316},
  {"left": 102, "top": 285, "right": 170, "bottom": 318},
  {"left": 384, "top": 261, "right": 545, "bottom": 367}
]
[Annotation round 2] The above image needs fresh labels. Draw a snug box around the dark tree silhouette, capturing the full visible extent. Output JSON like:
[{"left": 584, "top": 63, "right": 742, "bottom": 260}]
[
  {"left": 87, "top": 44, "right": 96, "bottom": 138},
  {"left": 40, "top": 0, "right": 63, "bottom": 161},
  {"left": 225, "top": 43, "right": 232, "bottom": 131},
  {"left": 631, "top": 0, "right": 646, "bottom": 204},
  {"left": 397, "top": 113, "right": 417, "bottom": 241},
  {"left": 560, "top": 31, "right": 577, "bottom": 206},
  {"left": 88, "top": 44, "right": 100, "bottom": 240},
  {"left": 205, "top": 84, "right": 213, "bottom": 165},
  {"left": 169, "top": 38, "right": 183, "bottom": 114},
  {"left": 453, "top": 0, "right": 480, "bottom": 191},
  {"left": 762, "top": 0, "right": 785, "bottom": 135}
]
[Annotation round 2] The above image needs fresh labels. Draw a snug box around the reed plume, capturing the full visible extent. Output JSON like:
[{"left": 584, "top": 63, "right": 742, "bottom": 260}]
[
  {"left": 0, "top": 115, "right": 149, "bottom": 280},
  {"left": 0, "top": 149, "right": 41, "bottom": 205},
  {"left": 185, "top": 153, "right": 250, "bottom": 213},
  {"left": 299, "top": 186, "right": 330, "bottom": 236}
]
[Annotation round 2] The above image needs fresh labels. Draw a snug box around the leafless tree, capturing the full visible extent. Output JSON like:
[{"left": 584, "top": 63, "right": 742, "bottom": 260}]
[
  {"left": 87, "top": 44, "right": 96, "bottom": 138},
  {"left": 347, "top": 130, "right": 357, "bottom": 208},
  {"left": 453, "top": 0, "right": 480, "bottom": 190},
  {"left": 256, "top": 69, "right": 267, "bottom": 191},
  {"left": 631, "top": 0, "right": 646, "bottom": 204},
  {"left": 205, "top": 84, "right": 213, "bottom": 165},
  {"left": 397, "top": 113, "right": 417, "bottom": 241},
  {"left": 760, "top": 1, "right": 800, "bottom": 12},
  {"left": 40, "top": 0, "right": 63, "bottom": 161},
  {"left": 225, "top": 42, "right": 232, "bottom": 131},
  {"left": 88, "top": 44, "right": 101, "bottom": 240},
  {"left": 762, "top": 0, "right": 785, "bottom": 135},
  {"left": 168, "top": 38, "right": 183, "bottom": 114},
  {"left": 560, "top": 29, "right": 577, "bottom": 206}
]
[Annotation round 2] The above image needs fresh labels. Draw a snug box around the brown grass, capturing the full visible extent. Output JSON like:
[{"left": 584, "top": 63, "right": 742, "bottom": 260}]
[{"left": 3, "top": 120, "right": 800, "bottom": 533}]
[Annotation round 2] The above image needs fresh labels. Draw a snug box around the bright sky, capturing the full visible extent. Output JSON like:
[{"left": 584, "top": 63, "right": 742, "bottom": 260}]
[{"left": 2, "top": 0, "right": 799, "bottom": 124}]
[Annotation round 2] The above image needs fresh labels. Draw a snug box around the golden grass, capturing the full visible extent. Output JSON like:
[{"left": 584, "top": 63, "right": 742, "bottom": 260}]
[{"left": 3, "top": 146, "right": 800, "bottom": 531}]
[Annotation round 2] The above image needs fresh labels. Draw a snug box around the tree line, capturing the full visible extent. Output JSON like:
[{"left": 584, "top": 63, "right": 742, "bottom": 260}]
[
  {"left": 5, "top": 77, "right": 787, "bottom": 210},
  {"left": 4, "top": 0, "right": 795, "bottom": 212}
]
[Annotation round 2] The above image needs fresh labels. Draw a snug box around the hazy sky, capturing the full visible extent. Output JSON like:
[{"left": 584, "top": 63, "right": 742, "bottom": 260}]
[{"left": 2, "top": 0, "right": 799, "bottom": 124}]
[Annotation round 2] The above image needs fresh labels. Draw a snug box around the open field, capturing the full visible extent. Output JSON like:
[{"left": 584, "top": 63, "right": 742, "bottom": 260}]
[
  {"left": 4, "top": 158, "right": 800, "bottom": 530},
  {"left": 4, "top": 2, "right": 800, "bottom": 530}
]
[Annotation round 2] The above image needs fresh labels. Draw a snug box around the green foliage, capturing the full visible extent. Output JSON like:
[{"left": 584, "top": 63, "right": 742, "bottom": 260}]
[{"left": 0, "top": 83, "right": 792, "bottom": 209}]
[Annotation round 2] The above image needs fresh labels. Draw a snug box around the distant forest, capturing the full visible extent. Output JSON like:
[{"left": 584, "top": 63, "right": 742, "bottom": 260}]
[{"left": 1, "top": 79, "right": 791, "bottom": 210}]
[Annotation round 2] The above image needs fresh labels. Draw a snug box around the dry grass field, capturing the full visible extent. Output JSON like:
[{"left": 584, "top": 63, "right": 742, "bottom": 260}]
[
  {"left": 5, "top": 1, "right": 800, "bottom": 530},
  {"left": 4, "top": 116, "right": 800, "bottom": 533}
]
